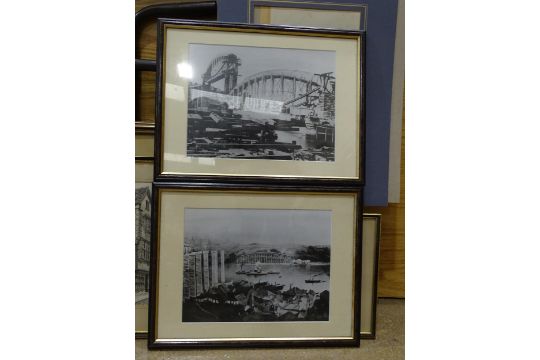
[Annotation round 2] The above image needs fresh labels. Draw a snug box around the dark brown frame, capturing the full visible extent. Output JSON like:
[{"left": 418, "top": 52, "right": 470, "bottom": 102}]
[
  {"left": 153, "top": 19, "right": 366, "bottom": 187},
  {"left": 148, "top": 182, "right": 363, "bottom": 349},
  {"left": 360, "top": 213, "right": 382, "bottom": 340}
]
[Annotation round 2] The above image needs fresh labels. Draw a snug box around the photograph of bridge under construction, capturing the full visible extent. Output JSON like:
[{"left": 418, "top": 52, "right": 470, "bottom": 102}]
[
  {"left": 182, "top": 208, "right": 332, "bottom": 322},
  {"left": 187, "top": 44, "right": 336, "bottom": 161}
]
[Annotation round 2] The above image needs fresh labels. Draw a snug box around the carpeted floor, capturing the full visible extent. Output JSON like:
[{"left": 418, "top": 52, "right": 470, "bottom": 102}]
[{"left": 135, "top": 298, "right": 404, "bottom": 360}]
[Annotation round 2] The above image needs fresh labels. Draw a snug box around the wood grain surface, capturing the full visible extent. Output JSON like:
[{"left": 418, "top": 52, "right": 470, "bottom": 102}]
[
  {"left": 135, "top": 0, "right": 215, "bottom": 123},
  {"left": 134, "top": 0, "right": 405, "bottom": 298},
  {"left": 137, "top": 71, "right": 156, "bottom": 123}
]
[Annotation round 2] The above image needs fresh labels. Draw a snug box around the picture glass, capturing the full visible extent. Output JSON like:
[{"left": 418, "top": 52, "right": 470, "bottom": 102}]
[
  {"left": 187, "top": 44, "right": 336, "bottom": 162},
  {"left": 182, "top": 208, "right": 331, "bottom": 322},
  {"left": 154, "top": 190, "right": 357, "bottom": 341},
  {"left": 161, "top": 26, "right": 361, "bottom": 179}
]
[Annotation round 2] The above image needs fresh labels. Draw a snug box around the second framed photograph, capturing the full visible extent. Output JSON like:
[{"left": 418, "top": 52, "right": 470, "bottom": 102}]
[
  {"left": 148, "top": 183, "right": 362, "bottom": 348},
  {"left": 155, "top": 19, "right": 365, "bottom": 185}
]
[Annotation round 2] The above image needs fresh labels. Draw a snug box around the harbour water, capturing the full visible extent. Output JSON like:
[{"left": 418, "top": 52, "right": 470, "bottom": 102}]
[{"left": 224, "top": 263, "right": 330, "bottom": 294}]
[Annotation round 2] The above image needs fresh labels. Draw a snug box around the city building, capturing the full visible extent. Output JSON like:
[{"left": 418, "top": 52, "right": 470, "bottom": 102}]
[{"left": 135, "top": 186, "right": 151, "bottom": 299}]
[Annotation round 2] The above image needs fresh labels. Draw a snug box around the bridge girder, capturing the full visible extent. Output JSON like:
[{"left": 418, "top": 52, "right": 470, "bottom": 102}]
[
  {"left": 229, "top": 70, "right": 321, "bottom": 103},
  {"left": 202, "top": 54, "right": 241, "bottom": 93}
]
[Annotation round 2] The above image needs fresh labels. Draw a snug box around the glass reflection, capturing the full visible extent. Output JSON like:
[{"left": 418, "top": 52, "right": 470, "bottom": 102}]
[{"left": 177, "top": 62, "right": 193, "bottom": 79}]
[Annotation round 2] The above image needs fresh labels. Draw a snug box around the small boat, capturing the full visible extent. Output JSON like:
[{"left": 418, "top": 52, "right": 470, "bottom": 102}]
[
  {"left": 245, "top": 263, "right": 268, "bottom": 276},
  {"left": 236, "top": 262, "right": 247, "bottom": 274},
  {"left": 245, "top": 271, "right": 269, "bottom": 276},
  {"left": 305, "top": 273, "right": 325, "bottom": 284}
]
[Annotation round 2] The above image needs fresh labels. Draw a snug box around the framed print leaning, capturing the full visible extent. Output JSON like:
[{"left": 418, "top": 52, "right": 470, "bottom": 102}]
[
  {"left": 135, "top": 159, "right": 153, "bottom": 338},
  {"left": 360, "top": 213, "right": 381, "bottom": 339},
  {"left": 154, "top": 19, "right": 365, "bottom": 185},
  {"left": 148, "top": 184, "right": 362, "bottom": 348}
]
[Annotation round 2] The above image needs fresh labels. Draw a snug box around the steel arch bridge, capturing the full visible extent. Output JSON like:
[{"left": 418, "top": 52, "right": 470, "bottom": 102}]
[
  {"left": 229, "top": 70, "right": 322, "bottom": 105},
  {"left": 196, "top": 54, "right": 335, "bottom": 113},
  {"left": 201, "top": 54, "right": 241, "bottom": 93}
]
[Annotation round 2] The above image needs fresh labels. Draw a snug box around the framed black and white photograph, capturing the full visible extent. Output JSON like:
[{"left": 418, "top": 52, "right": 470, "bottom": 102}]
[
  {"left": 148, "top": 184, "right": 362, "bottom": 348},
  {"left": 182, "top": 208, "right": 332, "bottom": 323},
  {"left": 186, "top": 44, "right": 337, "bottom": 162},
  {"left": 154, "top": 20, "right": 364, "bottom": 184}
]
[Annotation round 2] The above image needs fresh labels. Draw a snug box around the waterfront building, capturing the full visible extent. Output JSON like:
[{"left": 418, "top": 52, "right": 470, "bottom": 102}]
[
  {"left": 202, "top": 251, "right": 210, "bottom": 292},
  {"left": 195, "top": 253, "right": 203, "bottom": 296},
  {"left": 183, "top": 249, "right": 226, "bottom": 300},
  {"left": 236, "top": 250, "right": 292, "bottom": 265},
  {"left": 220, "top": 250, "right": 225, "bottom": 283},
  {"left": 211, "top": 251, "right": 219, "bottom": 287}
]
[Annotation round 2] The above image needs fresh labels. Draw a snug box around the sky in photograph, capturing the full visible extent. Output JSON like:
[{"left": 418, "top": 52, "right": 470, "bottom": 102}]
[
  {"left": 188, "top": 43, "right": 336, "bottom": 86},
  {"left": 184, "top": 208, "right": 331, "bottom": 246}
]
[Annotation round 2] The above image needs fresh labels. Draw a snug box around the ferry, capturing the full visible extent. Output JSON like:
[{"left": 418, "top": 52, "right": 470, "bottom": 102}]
[{"left": 305, "top": 273, "right": 325, "bottom": 284}]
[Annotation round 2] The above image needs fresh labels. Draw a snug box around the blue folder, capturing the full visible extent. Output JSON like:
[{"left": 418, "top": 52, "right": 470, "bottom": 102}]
[{"left": 217, "top": 0, "right": 399, "bottom": 206}]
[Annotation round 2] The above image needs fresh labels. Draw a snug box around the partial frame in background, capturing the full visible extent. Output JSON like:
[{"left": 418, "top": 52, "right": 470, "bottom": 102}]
[
  {"left": 360, "top": 213, "right": 381, "bottom": 338},
  {"left": 135, "top": 159, "right": 153, "bottom": 338},
  {"left": 154, "top": 19, "right": 365, "bottom": 185},
  {"left": 250, "top": 0, "right": 367, "bottom": 31},
  {"left": 148, "top": 183, "right": 362, "bottom": 348}
]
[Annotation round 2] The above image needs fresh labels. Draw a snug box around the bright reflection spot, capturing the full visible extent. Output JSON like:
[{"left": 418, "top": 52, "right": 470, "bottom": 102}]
[
  {"left": 177, "top": 62, "right": 193, "bottom": 79},
  {"left": 163, "top": 153, "right": 216, "bottom": 166},
  {"left": 164, "top": 153, "right": 192, "bottom": 163},
  {"left": 198, "top": 158, "right": 216, "bottom": 166},
  {"left": 165, "top": 82, "right": 185, "bottom": 101},
  {"left": 190, "top": 89, "right": 283, "bottom": 115}
]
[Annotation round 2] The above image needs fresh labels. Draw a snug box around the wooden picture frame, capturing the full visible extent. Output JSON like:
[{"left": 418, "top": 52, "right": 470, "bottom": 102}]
[
  {"left": 360, "top": 213, "right": 381, "bottom": 339},
  {"left": 249, "top": 0, "right": 368, "bottom": 32},
  {"left": 154, "top": 19, "right": 365, "bottom": 186},
  {"left": 148, "top": 183, "right": 362, "bottom": 348}
]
